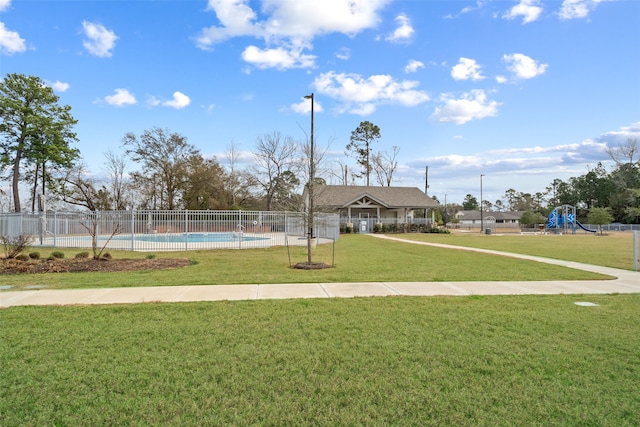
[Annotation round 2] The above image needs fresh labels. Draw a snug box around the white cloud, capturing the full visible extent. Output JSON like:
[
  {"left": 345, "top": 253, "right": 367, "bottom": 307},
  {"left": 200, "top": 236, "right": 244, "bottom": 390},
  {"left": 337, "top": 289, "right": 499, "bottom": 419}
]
[
  {"left": 48, "top": 80, "right": 70, "bottom": 93},
  {"left": 104, "top": 89, "right": 136, "bottom": 106},
  {"left": 444, "top": 1, "right": 486, "bottom": 19},
  {"left": 335, "top": 47, "right": 351, "bottom": 60},
  {"left": 290, "top": 96, "right": 323, "bottom": 114},
  {"left": 503, "top": 0, "right": 543, "bottom": 24},
  {"left": 432, "top": 90, "right": 501, "bottom": 124},
  {"left": 451, "top": 57, "right": 485, "bottom": 81},
  {"left": 241, "top": 44, "right": 316, "bottom": 70},
  {"left": 0, "top": 22, "right": 26, "bottom": 55},
  {"left": 312, "top": 71, "right": 429, "bottom": 115},
  {"left": 495, "top": 75, "right": 508, "bottom": 84},
  {"left": 81, "top": 21, "right": 118, "bottom": 57},
  {"left": 558, "top": 0, "right": 603, "bottom": 20},
  {"left": 0, "top": 0, "right": 10, "bottom": 12},
  {"left": 196, "top": 0, "right": 390, "bottom": 48},
  {"left": 195, "top": 0, "right": 390, "bottom": 68},
  {"left": 595, "top": 121, "right": 640, "bottom": 147},
  {"left": 404, "top": 59, "right": 424, "bottom": 74},
  {"left": 385, "top": 13, "right": 414, "bottom": 43},
  {"left": 349, "top": 103, "right": 377, "bottom": 116},
  {"left": 162, "top": 91, "right": 191, "bottom": 109},
  {"left": 503, "top": 53, "right": 548, "bottom": 79}
]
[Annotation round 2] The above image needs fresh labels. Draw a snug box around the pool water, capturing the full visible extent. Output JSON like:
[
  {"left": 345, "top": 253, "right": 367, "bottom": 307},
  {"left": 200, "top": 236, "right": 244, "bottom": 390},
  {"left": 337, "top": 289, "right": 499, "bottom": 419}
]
[{"left": 110, "top": 232, "right": 269, "bottom": 243}]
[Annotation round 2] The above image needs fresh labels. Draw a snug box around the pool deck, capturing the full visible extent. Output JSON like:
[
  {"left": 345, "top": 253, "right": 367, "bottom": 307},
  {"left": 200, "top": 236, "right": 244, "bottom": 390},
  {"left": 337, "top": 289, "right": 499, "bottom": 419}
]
[{"left": 33, "top": 232, "right": 323, "bottom": 251}]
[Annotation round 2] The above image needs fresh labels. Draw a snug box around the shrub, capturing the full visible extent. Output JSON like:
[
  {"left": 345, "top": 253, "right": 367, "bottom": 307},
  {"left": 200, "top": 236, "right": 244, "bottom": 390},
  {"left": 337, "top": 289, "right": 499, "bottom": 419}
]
[
  {"left": 50, "top": 251, "right": 65, "bottom": 259},
  {"left": 146, "top": 254, "right": 157, "bottom": 259},
  {"left": 101, "top": 252, "right": 112, "bottom": 260},
  {"left": 424, "top": 227, "right": 450, "bottom": 234},
  {"left": 1, "top": 234, "right": 34, "bottom": 259},
  {"left": 29, "top": 251, "right": 41, "bottom": 260},
  {"left": 75, "top": 252, "right": 90, "bottom": 259},
  {"left": 15, "top": 254, "right": 31, "bottom": 262}
]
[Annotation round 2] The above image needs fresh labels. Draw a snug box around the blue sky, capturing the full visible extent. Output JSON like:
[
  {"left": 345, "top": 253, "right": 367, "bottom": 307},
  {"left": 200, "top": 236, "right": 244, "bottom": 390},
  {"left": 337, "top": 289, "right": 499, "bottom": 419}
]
[{"left": 1, "top": 0, "right": 639, "bottom": 206}]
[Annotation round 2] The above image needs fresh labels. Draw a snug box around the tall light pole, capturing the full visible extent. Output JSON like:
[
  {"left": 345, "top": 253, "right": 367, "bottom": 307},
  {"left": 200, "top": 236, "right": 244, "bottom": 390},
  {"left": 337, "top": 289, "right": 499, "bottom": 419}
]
[
  {"left": 304, "top": 93, "right": 315, "bottom": 264},
  {"left": 480, "top": 174, "right": 485, "bottom": 233}
]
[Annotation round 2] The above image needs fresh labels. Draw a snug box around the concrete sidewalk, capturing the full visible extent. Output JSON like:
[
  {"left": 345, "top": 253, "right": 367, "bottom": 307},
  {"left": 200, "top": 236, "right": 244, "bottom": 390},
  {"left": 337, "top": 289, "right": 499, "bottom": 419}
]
[{"left": 1, "top": 235, "right": 639, "bottom": 308}]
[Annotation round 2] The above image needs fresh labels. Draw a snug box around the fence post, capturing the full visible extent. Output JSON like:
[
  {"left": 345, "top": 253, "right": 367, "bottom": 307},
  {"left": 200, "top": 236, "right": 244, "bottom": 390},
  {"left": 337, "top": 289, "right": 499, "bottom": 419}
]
[
  {"left": 634, "top": 230, "right": 639, "bottom": 271},
  {"left": 131, "top": 210, "right": 135, "bottom": 252},
  {"left": 53, "top": 211, "right": 57, "bottom": 247},
  {"left": 185, "top": 210, "right": 189, "bottom": 251}
]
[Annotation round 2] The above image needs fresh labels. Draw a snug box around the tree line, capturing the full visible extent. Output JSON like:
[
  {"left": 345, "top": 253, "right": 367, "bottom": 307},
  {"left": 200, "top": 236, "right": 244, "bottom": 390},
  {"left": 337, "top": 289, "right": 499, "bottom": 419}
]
[
  {"left": 1, "top": 74, "right": 403, "bottom": 214},
  {"left": 2, "top": 73, "right": 638, "bottom": 224},
  {"left": 452, "top": 139, "right": 640, "bottom": 224}
]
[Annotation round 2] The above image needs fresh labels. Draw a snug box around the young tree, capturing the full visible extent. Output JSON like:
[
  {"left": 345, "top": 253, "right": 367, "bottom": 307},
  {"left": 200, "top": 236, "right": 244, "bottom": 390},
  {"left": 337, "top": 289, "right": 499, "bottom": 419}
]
[
  {"left": 58, "top": 165, "right": 121, "bottom": 258},
  {"left": 0, "top": 73, "right": 79, "bottom": 212},
  {"left": 345, "top": 120, "right": 380, "bottom": 186},
  {"left": 520, "top": 210, "right": 547, "bottom": 228},
  {"left": 587, "top": 207, "right": 613, "bottom": 235},
  {"left": 123, "top": 127, "right": 200, "bottom": 210}
]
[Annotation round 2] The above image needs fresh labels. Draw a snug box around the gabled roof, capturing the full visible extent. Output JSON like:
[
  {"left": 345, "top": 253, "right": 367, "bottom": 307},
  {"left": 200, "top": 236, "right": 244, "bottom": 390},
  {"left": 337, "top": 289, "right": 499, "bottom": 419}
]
[{"left": 314, "top": 185, "right": 440, "bottom": 209}]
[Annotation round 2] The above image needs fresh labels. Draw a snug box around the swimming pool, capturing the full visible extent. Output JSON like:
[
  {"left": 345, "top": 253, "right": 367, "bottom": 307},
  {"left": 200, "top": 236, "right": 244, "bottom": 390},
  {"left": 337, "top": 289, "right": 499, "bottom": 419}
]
[{"left": 111, "top": 232, "right": 270, "bottom": 243}]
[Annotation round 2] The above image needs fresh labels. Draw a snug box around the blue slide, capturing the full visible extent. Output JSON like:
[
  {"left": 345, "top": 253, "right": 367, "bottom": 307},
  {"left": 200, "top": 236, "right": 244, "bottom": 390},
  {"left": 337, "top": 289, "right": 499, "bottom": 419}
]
[{"left": 575, "top": 220, "right": 597, "bottom": 233}]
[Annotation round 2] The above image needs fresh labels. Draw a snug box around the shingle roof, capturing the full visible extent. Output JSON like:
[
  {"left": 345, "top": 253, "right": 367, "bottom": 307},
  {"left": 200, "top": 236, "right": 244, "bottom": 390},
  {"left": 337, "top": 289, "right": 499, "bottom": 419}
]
[{"left": 314, "top": 185, "right": 440, "bottom": 209}]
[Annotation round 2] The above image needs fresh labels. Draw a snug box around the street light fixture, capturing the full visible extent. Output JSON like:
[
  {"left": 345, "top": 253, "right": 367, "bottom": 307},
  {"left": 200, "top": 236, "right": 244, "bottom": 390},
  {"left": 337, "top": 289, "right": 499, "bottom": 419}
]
[
  {"left": 304, "top": 93, "right": 314, "bottom": 264},
  {"left": 480, "top": 174, "right": 485, "bottom": 233}
]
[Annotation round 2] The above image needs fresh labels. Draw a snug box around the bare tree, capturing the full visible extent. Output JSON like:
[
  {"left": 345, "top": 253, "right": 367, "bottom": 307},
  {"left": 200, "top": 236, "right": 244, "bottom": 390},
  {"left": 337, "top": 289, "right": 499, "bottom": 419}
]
[
  {"left": 371, "top": 145, "right": 400, "bottom": 186},
  {"left": 607, "top": 138, "right": 639, "bottom": 166},
  {"left": 222, "top": 140, "right": 252, "bottom": 209},
  {"left": 104, "top": 149, "right": 130, "bottom": 210},
  {"left": 58, "top": 165, "right": 102, "bottom": 211},
  {"left": 328, "top": 159, "right": 350, "bottom": 186},
  {"left": 252, "top": 131, "right": 301, "bottom": 211}
]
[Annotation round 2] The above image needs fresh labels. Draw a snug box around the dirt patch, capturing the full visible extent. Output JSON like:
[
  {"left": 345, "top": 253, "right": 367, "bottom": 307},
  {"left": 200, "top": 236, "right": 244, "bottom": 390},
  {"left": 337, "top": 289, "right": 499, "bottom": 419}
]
[{"left": 1, "top": 258, "right": 190, "bottom": 274}]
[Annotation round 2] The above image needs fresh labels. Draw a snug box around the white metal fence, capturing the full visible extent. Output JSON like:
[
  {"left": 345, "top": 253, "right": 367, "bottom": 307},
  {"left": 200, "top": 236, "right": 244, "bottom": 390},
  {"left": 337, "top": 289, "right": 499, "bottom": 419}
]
[{"left": 0, "top": 210, "right": 340, "bottom": 252}]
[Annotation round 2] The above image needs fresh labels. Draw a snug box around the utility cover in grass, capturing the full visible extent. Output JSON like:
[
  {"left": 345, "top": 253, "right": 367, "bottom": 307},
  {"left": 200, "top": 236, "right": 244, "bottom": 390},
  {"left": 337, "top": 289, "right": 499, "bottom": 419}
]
[{"left": 574, "top": 301, "right": 600, "bottom": 306}]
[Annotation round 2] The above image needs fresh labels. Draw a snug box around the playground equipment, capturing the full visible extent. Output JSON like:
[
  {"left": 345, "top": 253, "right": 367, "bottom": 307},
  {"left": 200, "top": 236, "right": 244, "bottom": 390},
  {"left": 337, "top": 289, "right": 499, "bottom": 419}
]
[{"left": 547, "top": 205, "right": 596, "bottom": 234}]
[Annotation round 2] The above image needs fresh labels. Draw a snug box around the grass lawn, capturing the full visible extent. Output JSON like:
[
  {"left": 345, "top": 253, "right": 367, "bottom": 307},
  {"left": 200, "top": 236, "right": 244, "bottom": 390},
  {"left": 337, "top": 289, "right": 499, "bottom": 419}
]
[
  {"left": 397, "top": 231, "right": 634, "bottom": 270},
  {"left": 0, "top": 234, "right": 617, "bottom": 290},
  {"left": 2, "top": 295, "right": 639, "bottom": 426}
]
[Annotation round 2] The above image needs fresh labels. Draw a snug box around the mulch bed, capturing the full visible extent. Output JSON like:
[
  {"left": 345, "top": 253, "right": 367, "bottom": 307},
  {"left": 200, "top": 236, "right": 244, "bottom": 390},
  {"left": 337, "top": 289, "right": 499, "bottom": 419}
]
[
  {"left": 1, "top": 258, "right": 190, "bottom": 274},
  {"left": 292, "top": 262, "right": 332, "bottom": 270}
]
